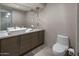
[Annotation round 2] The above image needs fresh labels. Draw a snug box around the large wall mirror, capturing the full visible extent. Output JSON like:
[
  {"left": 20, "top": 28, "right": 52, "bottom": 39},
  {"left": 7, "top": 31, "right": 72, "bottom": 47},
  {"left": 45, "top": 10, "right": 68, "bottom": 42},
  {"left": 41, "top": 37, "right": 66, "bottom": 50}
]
[{"left": 0, "top": 8, "right": 12, "bottom": 31}]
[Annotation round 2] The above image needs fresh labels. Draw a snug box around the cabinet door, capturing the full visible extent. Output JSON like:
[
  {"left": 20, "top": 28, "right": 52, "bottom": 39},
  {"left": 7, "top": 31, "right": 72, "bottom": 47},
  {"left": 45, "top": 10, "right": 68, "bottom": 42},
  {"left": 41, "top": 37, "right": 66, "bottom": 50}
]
[
  {"left": 20, "top": 33, "right": 32, "bottom": 54},
  {"left": 0, "top": 36, "right": 20, "bottom": 56},
  {"left": 38, "top": 30, "right": 44, "bottom": 44},
  {"left": 20, "top": 32, "right": 38, "bottom": 55},
  {"left": 30, "top": 32, "right": 39, "bottom": 48}
]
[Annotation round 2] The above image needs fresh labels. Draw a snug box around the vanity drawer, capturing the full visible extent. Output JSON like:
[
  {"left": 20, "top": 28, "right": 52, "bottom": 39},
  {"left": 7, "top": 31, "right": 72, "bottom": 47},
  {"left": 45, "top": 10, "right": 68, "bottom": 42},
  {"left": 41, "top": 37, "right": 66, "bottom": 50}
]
[{"left": 21, "top": 32, "right": 38, "bottom": 39}]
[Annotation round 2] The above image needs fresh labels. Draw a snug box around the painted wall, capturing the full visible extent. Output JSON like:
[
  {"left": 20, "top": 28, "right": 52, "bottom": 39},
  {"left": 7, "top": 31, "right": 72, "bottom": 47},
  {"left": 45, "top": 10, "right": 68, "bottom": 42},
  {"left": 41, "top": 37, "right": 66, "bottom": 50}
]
[{"left": 25, "top": 3, "right": 77, "bottom": 50}]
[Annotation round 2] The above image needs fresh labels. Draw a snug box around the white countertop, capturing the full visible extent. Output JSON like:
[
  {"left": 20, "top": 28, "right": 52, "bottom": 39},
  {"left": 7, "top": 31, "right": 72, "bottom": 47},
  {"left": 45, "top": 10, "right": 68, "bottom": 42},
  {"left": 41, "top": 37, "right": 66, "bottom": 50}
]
[{"left": 0, "top": 29, "right": 44, "bottom": 39}]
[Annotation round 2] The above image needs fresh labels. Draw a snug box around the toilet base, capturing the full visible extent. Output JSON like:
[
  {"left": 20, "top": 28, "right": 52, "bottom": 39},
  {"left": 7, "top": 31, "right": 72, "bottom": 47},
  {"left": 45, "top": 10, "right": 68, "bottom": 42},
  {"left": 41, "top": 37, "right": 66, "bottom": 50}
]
[{"left": 53, "top": 51, "right": 66, "bottom": 56}]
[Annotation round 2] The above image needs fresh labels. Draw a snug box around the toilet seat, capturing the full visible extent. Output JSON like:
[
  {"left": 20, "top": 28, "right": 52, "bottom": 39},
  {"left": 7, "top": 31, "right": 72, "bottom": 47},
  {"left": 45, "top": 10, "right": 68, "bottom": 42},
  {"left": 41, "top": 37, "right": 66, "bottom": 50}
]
[{"left": 53, "top": 43, "right": 68, "bottom": 55}]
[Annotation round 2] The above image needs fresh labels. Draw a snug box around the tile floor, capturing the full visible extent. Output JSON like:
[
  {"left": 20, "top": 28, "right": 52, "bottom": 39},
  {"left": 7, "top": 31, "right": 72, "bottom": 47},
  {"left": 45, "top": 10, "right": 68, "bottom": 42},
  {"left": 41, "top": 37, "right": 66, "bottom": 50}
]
[
  {"left": 24, "top": 44, "right": 54, "bottom": 56},
  {"left": 34, "top": 47, "right": 54, "bottom": 56}
]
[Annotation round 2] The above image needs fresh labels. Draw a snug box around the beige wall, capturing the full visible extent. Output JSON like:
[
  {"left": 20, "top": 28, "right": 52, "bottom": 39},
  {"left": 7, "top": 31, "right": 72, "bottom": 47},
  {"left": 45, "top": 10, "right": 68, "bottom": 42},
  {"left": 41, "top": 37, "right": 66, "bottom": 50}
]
[
  {"left": 25, "top": 3, "right": 77, "bottom": 50},
  {"left": 12, "top": 10, "right": 26, "bottom": 27}
]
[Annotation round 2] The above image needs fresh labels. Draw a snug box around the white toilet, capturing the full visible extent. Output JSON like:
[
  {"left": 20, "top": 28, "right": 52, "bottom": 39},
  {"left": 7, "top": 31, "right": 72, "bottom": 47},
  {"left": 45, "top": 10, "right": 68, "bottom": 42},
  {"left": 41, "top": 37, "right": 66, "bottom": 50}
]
[{"left": 52, "top": 35, "right": 69, "bottom": 56}]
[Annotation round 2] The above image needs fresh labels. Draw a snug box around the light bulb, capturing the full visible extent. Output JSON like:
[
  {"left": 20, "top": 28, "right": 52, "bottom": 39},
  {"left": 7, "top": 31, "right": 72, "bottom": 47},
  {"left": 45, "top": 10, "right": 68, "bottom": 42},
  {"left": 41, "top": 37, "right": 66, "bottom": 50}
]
[{"left": 7, "top": 13, "right": 11, "bottom": 16}]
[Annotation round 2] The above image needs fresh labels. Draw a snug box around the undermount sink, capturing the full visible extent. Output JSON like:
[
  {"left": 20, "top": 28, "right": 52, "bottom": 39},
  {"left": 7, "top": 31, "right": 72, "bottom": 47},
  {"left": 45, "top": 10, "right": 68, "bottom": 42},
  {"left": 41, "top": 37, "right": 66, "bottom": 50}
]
[
  {"left": 0, "top": 31, "right": 8, "bottom": 37},
  {"left": 26, "top": 28, "right": 33, "bottom": 32},
  {"left": 7, "top": 27, "right": 27, "bottom": 35}
]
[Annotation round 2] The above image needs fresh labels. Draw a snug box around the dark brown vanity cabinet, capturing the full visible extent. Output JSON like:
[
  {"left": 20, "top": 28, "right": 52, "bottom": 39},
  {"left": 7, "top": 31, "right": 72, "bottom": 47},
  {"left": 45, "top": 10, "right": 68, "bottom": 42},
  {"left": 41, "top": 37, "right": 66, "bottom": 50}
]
[
  {"left": 20, "top": 33, "right": 33, "bottom": 54},
  {"left": 38, "top": 31, "right": 44, "bottom": 45},
  {"left": 20, "top": 32, "right": 41, "bottom": 55},
  {"left": 0, "top": 36, "right": 20, "bottom": 56},
  {"left": 0, "top": 30, "right": 44, "bottom": 56}
]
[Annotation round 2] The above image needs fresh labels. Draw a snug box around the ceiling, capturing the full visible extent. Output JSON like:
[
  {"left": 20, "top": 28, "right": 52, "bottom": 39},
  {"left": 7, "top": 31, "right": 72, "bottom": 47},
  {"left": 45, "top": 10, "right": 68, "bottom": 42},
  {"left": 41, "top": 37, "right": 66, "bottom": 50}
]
[{"left": 0, "top": 3, "right": 46, "bottom": 12}]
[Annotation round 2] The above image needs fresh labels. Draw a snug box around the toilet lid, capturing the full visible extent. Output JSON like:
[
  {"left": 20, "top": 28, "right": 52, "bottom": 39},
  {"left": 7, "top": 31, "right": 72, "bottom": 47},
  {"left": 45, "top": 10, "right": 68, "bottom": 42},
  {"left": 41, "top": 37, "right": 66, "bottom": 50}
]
[{"left": 53, "top": 43, "right": 67, "bottom": 53}]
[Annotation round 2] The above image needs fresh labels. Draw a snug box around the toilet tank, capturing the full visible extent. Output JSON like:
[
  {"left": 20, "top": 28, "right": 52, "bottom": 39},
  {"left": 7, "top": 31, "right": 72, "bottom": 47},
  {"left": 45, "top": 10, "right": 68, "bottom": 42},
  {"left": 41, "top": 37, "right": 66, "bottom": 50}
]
[{"left": 57, "top": 35, "right": 69, "bottom": 46}]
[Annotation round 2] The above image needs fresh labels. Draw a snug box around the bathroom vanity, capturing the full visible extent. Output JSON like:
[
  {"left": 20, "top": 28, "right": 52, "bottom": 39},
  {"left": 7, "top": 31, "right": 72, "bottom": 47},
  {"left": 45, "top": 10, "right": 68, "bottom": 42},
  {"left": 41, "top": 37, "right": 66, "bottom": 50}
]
[
  {"left": 0, "top": 29, "right": 44, "bottom": 56},
  {"left": 0, "top": 4, "right": 45, "bottom": 56}
]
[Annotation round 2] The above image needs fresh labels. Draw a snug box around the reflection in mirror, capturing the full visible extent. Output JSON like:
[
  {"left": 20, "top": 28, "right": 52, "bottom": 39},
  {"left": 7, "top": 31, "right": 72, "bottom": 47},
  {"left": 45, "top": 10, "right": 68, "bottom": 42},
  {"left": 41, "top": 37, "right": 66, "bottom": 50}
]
[{"left": 0, "top": 8, "right": 12, "bottom": 31}]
